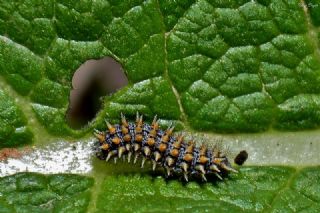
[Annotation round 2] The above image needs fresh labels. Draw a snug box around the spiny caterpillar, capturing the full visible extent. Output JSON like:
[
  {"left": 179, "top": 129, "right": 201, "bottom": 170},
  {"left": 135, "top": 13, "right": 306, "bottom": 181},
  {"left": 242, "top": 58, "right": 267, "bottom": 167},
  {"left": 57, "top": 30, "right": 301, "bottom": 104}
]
[{"left": 93, "top": 113, "right": 238, "bottom": 182}]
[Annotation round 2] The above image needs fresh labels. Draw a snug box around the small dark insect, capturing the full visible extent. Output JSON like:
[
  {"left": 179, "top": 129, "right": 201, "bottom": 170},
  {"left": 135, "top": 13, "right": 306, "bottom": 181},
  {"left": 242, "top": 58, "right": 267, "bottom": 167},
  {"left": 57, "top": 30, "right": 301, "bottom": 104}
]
[
  {"left": 93, "top": 113, "right": 239, "bottom": 182},
  {"left": 234, "top": 150, "right": 248, "bottom": 166}
]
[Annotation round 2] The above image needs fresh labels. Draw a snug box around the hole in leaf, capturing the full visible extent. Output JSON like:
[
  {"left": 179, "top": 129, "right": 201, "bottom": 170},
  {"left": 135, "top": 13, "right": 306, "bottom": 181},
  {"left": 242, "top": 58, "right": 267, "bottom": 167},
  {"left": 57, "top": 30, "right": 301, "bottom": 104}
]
[{"left": 67, "top": 57, "right": 128, "bottom": 129}]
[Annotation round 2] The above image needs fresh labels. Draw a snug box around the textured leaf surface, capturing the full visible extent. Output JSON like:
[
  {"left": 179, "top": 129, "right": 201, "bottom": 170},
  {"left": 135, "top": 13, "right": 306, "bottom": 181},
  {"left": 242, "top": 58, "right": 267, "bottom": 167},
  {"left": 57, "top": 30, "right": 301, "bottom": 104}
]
[
  {"left": 1, "top": 166, "right": 320, "bottom": 213},
  {"left": 1, "top": 0, "right": 320, "bottom": 144},
  {"left": 0, "top": 89, "right": 32, "bottom": 148},
  {"left": 0, "top": 0, "right": 320, "bottom": 212},
  {"left": 95, "top": 166, "right": 320, "bottom": 213},
  {"left": 0, "top": 173, "right": 94, "bottom": 213}
]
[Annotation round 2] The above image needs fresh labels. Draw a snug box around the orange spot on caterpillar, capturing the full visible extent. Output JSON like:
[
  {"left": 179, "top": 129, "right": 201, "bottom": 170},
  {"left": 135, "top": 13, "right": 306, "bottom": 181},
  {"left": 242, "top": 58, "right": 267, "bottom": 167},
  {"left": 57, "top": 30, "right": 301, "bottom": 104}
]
[
  {"left": 186, "top": 144, "right": 194, "bottom": 153},
  {"left": 135, "top": 134, "right": 143, "bottom": 142},
  {"left": 149, "top": 129, "right": 157, "bottom": 137},
  {"left": 101, "top": 144, "right": 110, "bottom": 150},
  {"left": 112, "top": 137, "right": 121, "bottom": 145},
  {"left": 122, "top": 126, "right": 129, "bottom": 134},
  {"left": 135, "top": 126, "right": 142, "bottom": 133},
  {"left": 123, "top": 134, "right": 131, "bottom": 142},
  {"left": 213, "top": 158, "right": 223, "bottom": 165},
  {"left": 183, "top": 153, "right": 193, "bottom": 162},
  {"left": 199, "top": 156, "right": 208, "bottom": 164},
  {"left": 161, "top": 135, "right": 169, "bottom": 143},
  {"left": 94, "top": 132, "right": 105, "bottom": 143},
  {"left": 200, "top": 144, "right": 207, "bottom": 156},
  {"left": 147, "top": 138, "right": 155, "bottom": 146},
  {"left": 159, "top": 143, "right": 167, "bottom": 152},
  {"left": 170, "top": 149, "right": 179, "bottom": 157}
]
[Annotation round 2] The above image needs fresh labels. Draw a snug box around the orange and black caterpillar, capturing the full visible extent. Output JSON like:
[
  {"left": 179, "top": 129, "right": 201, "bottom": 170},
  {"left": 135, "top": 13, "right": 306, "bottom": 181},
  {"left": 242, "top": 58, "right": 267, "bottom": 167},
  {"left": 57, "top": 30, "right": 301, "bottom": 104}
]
[{"left": 93, "top": 113, "right": 238, "bottom": 181}]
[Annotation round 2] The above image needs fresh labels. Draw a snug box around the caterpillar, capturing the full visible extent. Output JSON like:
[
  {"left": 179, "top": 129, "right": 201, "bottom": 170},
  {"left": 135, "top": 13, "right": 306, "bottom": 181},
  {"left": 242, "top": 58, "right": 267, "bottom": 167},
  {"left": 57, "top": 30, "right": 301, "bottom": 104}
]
[{"left": 93, "top": 113, "right": 238, "bottom": 182}]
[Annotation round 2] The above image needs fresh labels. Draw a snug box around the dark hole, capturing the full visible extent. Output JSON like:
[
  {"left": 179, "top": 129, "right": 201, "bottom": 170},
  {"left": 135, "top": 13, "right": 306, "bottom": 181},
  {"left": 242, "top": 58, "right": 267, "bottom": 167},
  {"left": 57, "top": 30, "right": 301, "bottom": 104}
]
[{"left": 67, "top": 57, "right": 128, "bottom": 129}]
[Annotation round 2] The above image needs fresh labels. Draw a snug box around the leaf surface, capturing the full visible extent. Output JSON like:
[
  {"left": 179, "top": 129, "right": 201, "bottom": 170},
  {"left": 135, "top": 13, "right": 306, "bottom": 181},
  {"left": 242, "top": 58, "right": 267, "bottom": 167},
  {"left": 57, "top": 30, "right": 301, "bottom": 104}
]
[
  {"left": 0, "top": 173, "right": 94, "bottom": 213},
  {"left": 94, "top": 166, "right": 320, "bottom": 213},
  {"left": 0, "top": 1, "right": 320, "bottom": 212},
  {"left": 1, "top": 0, "right": 320, "bottom": 143}
]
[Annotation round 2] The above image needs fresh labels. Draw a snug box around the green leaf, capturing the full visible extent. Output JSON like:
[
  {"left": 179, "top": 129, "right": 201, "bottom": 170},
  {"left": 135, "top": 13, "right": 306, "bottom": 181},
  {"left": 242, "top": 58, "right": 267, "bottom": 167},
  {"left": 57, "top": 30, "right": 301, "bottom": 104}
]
[
  {"left": 1, "top": 0, "right": 320, "bottom": 212},
  {"left": 0, "top": 89, "right": 33, "bottom": 148},
  {"left": 305, "top": 0, "right": 320, "bottom": 26},
  {"left": 0, "top": 173, "right": 94, "bottom": 213},
  {"left": 95, "top": 166, "right": 320, "bottom": 213},
  {"left": 1, "top": 167, "right": 320, "bottom": 213},
  {"left": 0, "top": 0, "right": 320, "bottom": 140}
]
